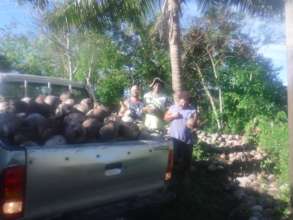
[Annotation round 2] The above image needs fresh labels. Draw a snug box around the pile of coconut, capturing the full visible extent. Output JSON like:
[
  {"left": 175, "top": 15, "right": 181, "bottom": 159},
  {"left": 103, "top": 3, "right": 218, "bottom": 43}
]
[{"left": 0, "top": 92, "right": 141, "bottom": 147}]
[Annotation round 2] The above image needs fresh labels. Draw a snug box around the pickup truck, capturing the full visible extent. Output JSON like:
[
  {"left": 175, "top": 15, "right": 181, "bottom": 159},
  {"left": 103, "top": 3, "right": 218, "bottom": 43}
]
[{"left": 0, "top": 73, "right": 173, "bottom": 220}]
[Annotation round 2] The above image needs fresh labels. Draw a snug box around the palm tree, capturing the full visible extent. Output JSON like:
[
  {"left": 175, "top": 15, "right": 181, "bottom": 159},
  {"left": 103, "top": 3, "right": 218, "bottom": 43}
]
[{"left": 43, "top": 0, "right": 285, "bottom": 94}]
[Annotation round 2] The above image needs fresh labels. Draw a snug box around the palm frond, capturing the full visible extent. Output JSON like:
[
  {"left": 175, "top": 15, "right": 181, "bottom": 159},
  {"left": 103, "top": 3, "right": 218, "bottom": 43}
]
[
  {"left": 17, "top": 0, "right": 49, "bottom": 10},
  {"left": 46, "top": 0, "right": 158, "bottom": 31},
  {"left": 196, "top": 0, "right": 284, "bottom": 16}
]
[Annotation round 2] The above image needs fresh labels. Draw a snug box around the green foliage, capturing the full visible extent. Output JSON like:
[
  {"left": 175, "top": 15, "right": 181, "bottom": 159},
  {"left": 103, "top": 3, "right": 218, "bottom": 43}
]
[
  {"left": 95, "top": 71, "right": 129, "bottom": 107},
  {"left": 245, "top": 112, "right": 289, "bottom": 184},
  {"left": 183, "top": 8, "right": 286, "bottom": 133},
  {"left": 0, "top": 34, "right": 61, "bottom": 76},
  {"left": 220, "top": 57, "right": 286, "bottom": 133},
  {"left": 245, "top": 112, "right": 289, "bottom": 216},
  {"left": 193, "top": 142, "right": 217, "bottom": 161}
]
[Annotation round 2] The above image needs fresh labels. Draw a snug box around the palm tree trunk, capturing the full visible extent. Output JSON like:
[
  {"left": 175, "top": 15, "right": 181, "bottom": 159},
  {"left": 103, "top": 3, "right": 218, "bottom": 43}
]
[
  {"left": 285, "top": 0, "right": 293, "bottom": 211},
  {"left": 168, "top": 0, "right": 182, "bottom": 93}
]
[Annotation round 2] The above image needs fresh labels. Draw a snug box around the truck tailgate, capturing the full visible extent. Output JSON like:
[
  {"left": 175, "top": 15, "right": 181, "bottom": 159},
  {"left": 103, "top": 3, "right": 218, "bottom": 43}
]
[{"left": 24, "top": 139, "right": 169, "bottom": 219}]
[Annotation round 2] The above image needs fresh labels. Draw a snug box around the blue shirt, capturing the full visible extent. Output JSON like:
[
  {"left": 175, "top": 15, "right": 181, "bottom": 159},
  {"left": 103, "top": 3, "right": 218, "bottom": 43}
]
[{"left": 168, "top": 104, "right": 196, "bottom": 144}]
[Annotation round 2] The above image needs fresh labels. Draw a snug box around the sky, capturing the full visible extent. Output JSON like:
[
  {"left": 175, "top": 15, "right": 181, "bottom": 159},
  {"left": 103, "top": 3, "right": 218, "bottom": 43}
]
[
  {"left": 0, "top": 0, "right": 35, "bottom": 34},
  {"left": 0, "top": 0, "right": 288, "bottom": 85}
]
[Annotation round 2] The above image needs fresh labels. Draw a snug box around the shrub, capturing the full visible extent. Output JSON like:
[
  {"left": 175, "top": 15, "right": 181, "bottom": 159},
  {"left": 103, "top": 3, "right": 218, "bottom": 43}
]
[
  {"left": 245, "top": 111, "right": 288, "bottom": 184},
  {"left": 95, "top": 71, "right": 129, "bottom": 107}
]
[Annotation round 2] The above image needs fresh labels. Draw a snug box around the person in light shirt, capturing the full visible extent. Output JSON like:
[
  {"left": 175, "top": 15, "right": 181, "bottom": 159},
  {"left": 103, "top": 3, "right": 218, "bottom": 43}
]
[
  {"left": 119, "top": 85, "right": 144, "bottom": 122},
  {"left": 143, "top": 78, "right": 169, "bottom": 131},
  {"left": 164, "top": 91, "right": 198, "bottom": 176}
]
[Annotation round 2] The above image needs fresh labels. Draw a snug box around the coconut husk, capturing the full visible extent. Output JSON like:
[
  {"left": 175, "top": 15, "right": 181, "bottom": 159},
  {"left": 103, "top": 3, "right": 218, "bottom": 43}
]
[
  {"left": 82, "top": 117, "right": 103, "bottom": 139},
  {"left": 0, "top": 112, "right": 21, "bottom": 139},
  {"left": 0, "top": 93, "right": 145, "bottom": 146},
  {"left": 99, "top": 121, "right": 119, "bottom": 140},
  {"left": 64, "top": 112, "right": 86, "bottom": 126},
  {"left": 60, "top": 92, "right": 72, "bottom": 102},
  {"left": 64, "top": 123, "right": 87, "bottom": 144},
  {"left": 118, "top": 122, "right": 140, "bottom": 140},
  {"left": 81, "top": 98, "right": 93, "bottom": 109},
  {"left": 74, "top": 103, "right": 90, "bottom": 114},
  {"left": 86, "top": 105, "right": 110, "bottom": 121}
]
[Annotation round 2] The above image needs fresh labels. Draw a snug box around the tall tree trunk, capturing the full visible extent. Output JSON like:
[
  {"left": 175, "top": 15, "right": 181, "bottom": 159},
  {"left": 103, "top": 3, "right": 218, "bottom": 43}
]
[
  {"left": 285, "top": 0, "right": 293, "bottom": 211},
  {"left": 196, "top": 64, "right": 221, "bottom": 130},
  {"left": 168, "top": 0, "right": 182, "bottom": 93},
  {"left": 207, "top": 49, "right": 224, "bottom": 122},
  {"left": 65, "top": 32, "right": 73, "bottom": 82}
]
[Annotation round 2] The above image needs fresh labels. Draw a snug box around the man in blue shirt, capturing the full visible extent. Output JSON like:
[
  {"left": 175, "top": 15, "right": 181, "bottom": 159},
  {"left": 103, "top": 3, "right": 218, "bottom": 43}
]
[{"left": 164, "top": 91, "right": 198, "bottom": 176}]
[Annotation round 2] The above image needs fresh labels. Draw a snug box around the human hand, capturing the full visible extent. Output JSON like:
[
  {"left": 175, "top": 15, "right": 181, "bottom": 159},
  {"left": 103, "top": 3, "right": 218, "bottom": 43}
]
[
  {"left": 172, "top": 112, "right": 181, "bottom": 119},
  {"left": 143, "top": 106, "right": 155, "bottom": 113}
]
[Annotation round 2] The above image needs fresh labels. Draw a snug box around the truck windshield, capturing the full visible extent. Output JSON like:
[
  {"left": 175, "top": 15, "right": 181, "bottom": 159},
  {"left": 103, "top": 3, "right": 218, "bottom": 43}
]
[
  {"left": 0, "top": 81, "right": 89, "bottom": 101},
  {"left": 0, "top": 81, "right": 25, "bottom": 100},
  {"left": 51, "top": 85, "right": 89, "bottom": 101}
]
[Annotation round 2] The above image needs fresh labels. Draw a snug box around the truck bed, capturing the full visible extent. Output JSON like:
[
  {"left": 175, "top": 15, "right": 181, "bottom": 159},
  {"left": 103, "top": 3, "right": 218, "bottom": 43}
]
[{"left": 0, "top": 138, "right": 170, "bottom": 220}]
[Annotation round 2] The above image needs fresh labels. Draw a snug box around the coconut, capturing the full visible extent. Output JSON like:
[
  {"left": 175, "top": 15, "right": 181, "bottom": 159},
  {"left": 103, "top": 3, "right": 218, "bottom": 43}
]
[
  {"left": 81, "top": 98, "right": 93, "bottom": 109},
  {"left": 82, "top": 117, "right": 103, "bottom": 139},
  {"left": 26, "top": 100, "right": 52, "bottom": 117},
  {"left": 35, "top": 95, "right": 46, "bottom": 104},
  {"left": 64, "top": 112, "right": 86, "bottom": 126},
  {"left": 23, "top": 113, "right": 48, "bottom": 141},
  {"left": 0, "top": 100, "right": 16, "bottom": 113},
  {"left": 74, "top": 103, "right": 90, "bottom": 114},
  {"left": 60, "top": 92, "right": 72, "bottom": 102},
  {"left": 99, "top": 121, "right": 118, "bottom": 140},
  {"left": 118, "top": 122, "right": 140, "bottom": 139},
  {"left": 44, "top": 95, "right": 60, "bottom": 109},
  {"left": 63, "top": 98, "right": 75, "bottom": 106},
  {"left": 86, "top": 105, "right": 109, "bottom": 121},
  {"left": 0, "top": 112, "right": 21, "bottom": 139},
  {"left": 64, "top": 122, "right": 86, "bottom": 144}
]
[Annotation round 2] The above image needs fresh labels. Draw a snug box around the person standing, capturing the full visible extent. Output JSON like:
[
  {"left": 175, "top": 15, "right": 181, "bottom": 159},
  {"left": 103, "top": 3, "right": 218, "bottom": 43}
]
[
  {"left": 143, "top": 77, "right": 169, "bottom": 131},
  {"left": 119, "top": 85, "right": 144, "bottom": 122},
  {"left": 164, "top": 91, "right": 198, "bottom": 177}
]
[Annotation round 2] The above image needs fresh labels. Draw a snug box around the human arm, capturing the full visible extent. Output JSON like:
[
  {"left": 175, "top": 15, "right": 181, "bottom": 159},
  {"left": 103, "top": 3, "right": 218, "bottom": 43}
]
[
  {"left": 164, "top": 109, "right": 181, "bottom": 122},
  {"left": 118, "top": 100, "right": 128, "bottom": 117}
]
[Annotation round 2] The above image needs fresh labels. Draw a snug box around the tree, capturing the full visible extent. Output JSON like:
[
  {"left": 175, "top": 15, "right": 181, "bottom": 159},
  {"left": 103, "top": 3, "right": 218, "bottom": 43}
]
[
  {"left": 182, "top": 8, "right": 286, "bottom": 132},
  {"left": 23, "top": 0, "right": 286, "bottom": 96}
]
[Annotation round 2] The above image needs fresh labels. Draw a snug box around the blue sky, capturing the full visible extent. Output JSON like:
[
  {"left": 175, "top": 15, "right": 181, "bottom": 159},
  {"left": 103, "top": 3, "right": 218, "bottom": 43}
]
[
  {"left": 0, "top": 0, "right": 35, "bottom": 34},
  {"left": 0, "top": 0, "right": 288, "bottom": 85}
]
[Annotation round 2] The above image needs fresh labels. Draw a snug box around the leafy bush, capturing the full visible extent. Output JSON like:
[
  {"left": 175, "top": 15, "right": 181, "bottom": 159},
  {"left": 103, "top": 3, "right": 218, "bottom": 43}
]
[
  {"left": 95, "top": 71, "right": 129, "bottom": 107},
  {"left": 245, "top": 111, "right": 288, "bottom": 183}
]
